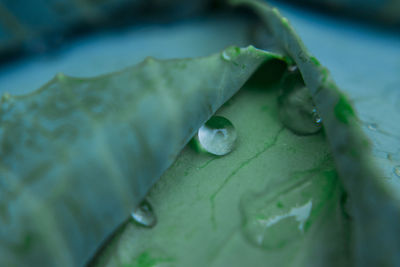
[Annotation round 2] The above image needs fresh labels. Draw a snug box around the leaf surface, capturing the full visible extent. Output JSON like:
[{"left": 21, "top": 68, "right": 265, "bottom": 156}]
[
  {"left": 92, "top": 61, "right": 351, "bottom": 267},
  {"left": 0, "top": 46, "right": 281, "bottom": 266},
  {"left": 92, "top": 1, "right": 400, "bottom": 266}
]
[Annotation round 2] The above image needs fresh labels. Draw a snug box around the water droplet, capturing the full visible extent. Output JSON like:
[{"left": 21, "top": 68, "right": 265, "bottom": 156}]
[
  {"left": 367, "top": 123, "right": 378, "bottom": 131},
  {"left": 312, "top": 108, "right": 322, "bottom": 124},
  {"left": 288, "top": 65, "right": 298, "bottom": 72},
  {"left": 278, "top": 72, "right": 322, "bottom": 135},
  {"left": 221, "top": 51, "right": 231, "bottom": 62},
  {"left": 131, "top": 199, "right": 157, "bottom": 228},
  {"left": 221, "top": 46, "right": 241, "bottom": 63},
  {"left": 197, "top": 116, "right": 237, "bottom": 156},
  {"left": 394, "top": 166, "right": 400, "bottom": 177}
]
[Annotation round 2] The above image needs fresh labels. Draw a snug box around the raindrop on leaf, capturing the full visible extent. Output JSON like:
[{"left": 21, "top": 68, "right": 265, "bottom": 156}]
[
  {"left": 131, "top": 199, "right": 157, "bottom": 228},
  {"left": 197, "top": 116, "right": 237, "bottom": 156}
]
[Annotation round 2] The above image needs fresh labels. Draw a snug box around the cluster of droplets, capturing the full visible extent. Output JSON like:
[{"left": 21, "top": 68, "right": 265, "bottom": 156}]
[
  {"left": 131, "top": 116, "right": 237, "bottom": 228},
  {"left": 194, "top": 115, "right": 315, "bottom": 249},
  {"left": 195, "top": 115, "right": 237, "bottom": 156},
  {"left": 278, "top": 70, "right": 322, "bottom": 135},
  {"left": 131, "top": 69, "right": 324, "bottom": 229}
]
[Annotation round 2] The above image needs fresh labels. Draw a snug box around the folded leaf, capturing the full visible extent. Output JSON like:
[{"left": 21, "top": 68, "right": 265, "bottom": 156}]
[
  {"left": 231, "top": 0, "right": 400, "bottom": 266},
  {"left": 92, "top": 60, "right": 350, "bottom": 267},
  {"left": 0, "top": 46, "right": 282, "bottom": 266},
  {"left": 92, "top": 1, "right": 400, "bottom": 267}
]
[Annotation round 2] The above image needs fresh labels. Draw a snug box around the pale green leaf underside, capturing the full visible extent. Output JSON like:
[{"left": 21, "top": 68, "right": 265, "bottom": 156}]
[
  {"left": 93, "top": 66, "right": 350, "bottom": 267},
  {"left": 92, "top": 1, "right": 400, "bottom": 266}
]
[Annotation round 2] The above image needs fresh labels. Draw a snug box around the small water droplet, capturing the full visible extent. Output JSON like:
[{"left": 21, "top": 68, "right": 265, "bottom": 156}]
[
  {"left": 278, "top": 72, "right": 322, "bottom": 135},
  {"left": 367, "top": 123, "right": 378, "bottom": 131},
  {"left": 197, "top": 116, "right": 237, "bottom": 156},
  {"left": 131, "top": 199, "right": 157, "bottom": 228},
  {"left": 394, "top": 166, "right": 400, "bottom": 177},
  {"left": 221, "top": 46, "right": 241, "bottom": 63},
  {"left": 221, "top": 50, "right": 231, "bottom": 62},
  {"left": 312, "top": 108, "right": 322, "bottom": 124},
  {"left": 288, "top": 65, "right": 298, "bottom": 72}
]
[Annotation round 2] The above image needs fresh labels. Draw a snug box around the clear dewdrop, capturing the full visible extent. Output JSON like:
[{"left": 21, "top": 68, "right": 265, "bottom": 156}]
[{"left": 197, "top": 116, "right": 237, "bottom": 156}]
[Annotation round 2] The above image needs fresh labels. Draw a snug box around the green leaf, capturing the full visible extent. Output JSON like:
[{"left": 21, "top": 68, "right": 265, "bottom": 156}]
[
  {"left": 92, "top": 61, "right": 350, "bottom": 267},
  {"left": 92, "top": 1, "right": 400, "bottom": 266},
  {"left": 2, "top": 1, "right": 399, "bottom": 266},
  {"left": 235, "top": 1, "right": 400, "bottom": 266},
  {"left": 0, "top": 46, "right": 281, "bottom": 266}
]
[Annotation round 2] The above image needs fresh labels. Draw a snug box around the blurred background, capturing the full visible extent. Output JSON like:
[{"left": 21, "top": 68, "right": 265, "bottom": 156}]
[
  {"left": 0, "top": 0, "right": 399, "bottom": 94},
  {"left": 0, "top": 0, "right": 399, "bottom": 64},
  {"left": 0, "top": 0, "right": 398, "bottom": 59},
  {"left": 0, "top": 0, "right": 399, "bottom": 188}
]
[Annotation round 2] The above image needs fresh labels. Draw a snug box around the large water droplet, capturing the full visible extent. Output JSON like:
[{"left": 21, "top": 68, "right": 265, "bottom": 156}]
[
  {"left": 278, "top": 71, "right": 322, "bottom": 135},
  {"left": 394, "top": 166, "right": 400, "bottom": 177},
  {"left": 131, "top": 199, "right": 157, "bottom": 228},
  {"left": 197, "top": 116, "right": 237, "bottom": 156}
]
